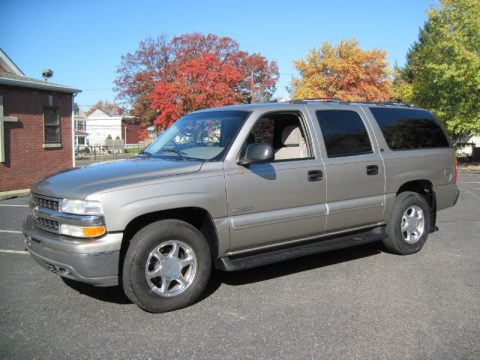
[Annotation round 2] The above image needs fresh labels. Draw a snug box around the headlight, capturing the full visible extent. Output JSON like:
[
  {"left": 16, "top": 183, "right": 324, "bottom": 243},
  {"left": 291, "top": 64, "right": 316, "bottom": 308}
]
[
  {"left": 60, "top": 199, "right": 103, "bottom": 215},
  {"left": 60, "top": 224, "right": 106, "bottom": 238}
]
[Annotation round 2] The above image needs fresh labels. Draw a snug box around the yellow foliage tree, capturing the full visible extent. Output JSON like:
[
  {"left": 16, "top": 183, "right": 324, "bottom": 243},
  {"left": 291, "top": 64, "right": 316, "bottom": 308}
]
[{"left": 291, "top": 39, "right": 392, "bottom": 102}]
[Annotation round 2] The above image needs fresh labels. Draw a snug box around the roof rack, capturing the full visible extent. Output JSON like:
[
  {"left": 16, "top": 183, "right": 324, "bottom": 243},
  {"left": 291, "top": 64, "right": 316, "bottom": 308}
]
[
  {"left": 346, "top": 101, "right": 415, "bottom": 107},
  {"left": 290, "top": 98, "right": 345, "bottom": 104},
  {"left": 378, "top": 101, "right": 415, "bottom": 107},
  {"left": 289, "top": 99, "right": 415, "bottom": 107}
]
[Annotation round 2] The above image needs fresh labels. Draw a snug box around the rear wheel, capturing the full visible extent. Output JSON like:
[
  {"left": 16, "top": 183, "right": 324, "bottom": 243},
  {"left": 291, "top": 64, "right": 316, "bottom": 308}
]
[
  {"left": 383, "top": 191, "right": 431, "bottom": 255},
  {"left": 122, "top": 219, "right": 211, "bottom": 313}
]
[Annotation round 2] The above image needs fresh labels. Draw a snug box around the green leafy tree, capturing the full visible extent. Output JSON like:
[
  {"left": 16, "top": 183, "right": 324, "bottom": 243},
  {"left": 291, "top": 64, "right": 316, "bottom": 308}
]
[
  {"left": 400, "top": 0, "right": 480, "bottom": 138},
  {"left": 391, "top": 66, "right": 413, "bottom": 103}
]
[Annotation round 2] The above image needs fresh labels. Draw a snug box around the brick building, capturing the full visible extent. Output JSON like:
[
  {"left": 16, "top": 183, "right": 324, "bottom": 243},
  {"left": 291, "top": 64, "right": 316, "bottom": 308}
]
[
  {"left": 122, "top": 116, "right": 142, "bottom": 145},
  {"left": 0, "top": 49, "right": 80, "bottom": 192}
]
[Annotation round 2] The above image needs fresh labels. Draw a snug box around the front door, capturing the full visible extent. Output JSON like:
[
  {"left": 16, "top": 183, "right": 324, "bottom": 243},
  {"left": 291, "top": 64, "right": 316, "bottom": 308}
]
[{"left": 224, "top": 111, "right": 327, "bottom": 253}]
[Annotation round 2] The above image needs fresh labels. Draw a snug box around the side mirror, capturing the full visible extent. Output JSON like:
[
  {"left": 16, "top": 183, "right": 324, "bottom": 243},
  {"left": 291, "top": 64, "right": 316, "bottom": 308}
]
[{"left": 238, "top": 143, "right": 274, "bottom": 166}]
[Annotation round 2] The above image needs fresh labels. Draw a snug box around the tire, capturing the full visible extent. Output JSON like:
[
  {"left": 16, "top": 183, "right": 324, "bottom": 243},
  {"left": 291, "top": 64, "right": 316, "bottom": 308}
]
[
  {"left": 383, "top": 191, "right": 431, "bottom": 255},
  {"left": 122, "top": 219, "right": 211, "bottom": 313}
]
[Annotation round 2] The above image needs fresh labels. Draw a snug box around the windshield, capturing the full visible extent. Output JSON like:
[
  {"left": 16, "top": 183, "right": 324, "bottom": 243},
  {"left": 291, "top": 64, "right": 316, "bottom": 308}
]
[{"left": 142, "top": 110, "right": 250, "bottom": 161}]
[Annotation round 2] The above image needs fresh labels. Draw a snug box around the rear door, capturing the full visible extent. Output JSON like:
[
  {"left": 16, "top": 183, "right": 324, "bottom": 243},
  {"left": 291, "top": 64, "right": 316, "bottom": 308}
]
[{"left": 309, "top": 107, "right": 386, "bottom": 232}]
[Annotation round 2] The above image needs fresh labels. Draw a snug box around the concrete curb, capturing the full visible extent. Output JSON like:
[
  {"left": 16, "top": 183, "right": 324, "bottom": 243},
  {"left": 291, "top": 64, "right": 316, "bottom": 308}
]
[{"left": 0, "top": 189, "right": 30, "bottom": 200}]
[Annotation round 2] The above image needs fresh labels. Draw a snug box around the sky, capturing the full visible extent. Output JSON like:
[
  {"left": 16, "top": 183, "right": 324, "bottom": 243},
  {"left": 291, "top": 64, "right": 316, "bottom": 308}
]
[{"left": 1, "top": 0, "right": 436, "bottom": 111}]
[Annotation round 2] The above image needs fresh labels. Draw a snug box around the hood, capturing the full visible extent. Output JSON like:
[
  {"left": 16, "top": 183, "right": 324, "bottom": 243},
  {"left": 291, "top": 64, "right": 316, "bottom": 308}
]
[{"left": 31, "top": 158, "right": 203, "bottom": 199}]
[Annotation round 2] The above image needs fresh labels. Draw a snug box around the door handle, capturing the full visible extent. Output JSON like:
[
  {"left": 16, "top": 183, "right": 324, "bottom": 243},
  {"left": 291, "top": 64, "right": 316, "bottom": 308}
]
[
  {"left": 308, "top": 170, "right": 323, "bottom": 182},
  {"left": 366, "top": 165, "right": 379, "bottom": 175}
]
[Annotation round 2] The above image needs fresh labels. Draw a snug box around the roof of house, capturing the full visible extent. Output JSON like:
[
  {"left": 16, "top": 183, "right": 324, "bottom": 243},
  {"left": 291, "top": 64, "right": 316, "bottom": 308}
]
[
  {"left": 88, "top": 109, "right": 114, "bottom": 118},
  {"left": 0, "top": 48, "right": 81, "bottom": 94},
  {"left": 87, "top": 109, "right": 135, "bottom": 121}
]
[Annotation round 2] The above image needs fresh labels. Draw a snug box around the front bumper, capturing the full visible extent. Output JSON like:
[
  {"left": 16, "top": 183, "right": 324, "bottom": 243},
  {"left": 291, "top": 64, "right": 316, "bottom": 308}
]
[{"left": 23, "top": 215, "right": 122, "bottom": 286}]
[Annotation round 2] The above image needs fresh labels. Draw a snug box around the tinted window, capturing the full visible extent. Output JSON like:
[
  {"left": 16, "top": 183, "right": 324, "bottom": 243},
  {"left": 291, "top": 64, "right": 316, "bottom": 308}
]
[
  {"left": 370, "top": 108, "right": 449, "bottom": 150},
  {"left": 316, "top": 110, "right": 372, "bottom": 158}
]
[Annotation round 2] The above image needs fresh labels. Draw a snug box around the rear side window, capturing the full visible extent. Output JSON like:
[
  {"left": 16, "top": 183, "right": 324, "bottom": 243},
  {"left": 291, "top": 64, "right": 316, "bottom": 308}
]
[
  {"left": 370, "top": 108, "right": 450, "bottom": 150},
  {"left": 316, "top": 110, "right": 373, "bottom": 158}
]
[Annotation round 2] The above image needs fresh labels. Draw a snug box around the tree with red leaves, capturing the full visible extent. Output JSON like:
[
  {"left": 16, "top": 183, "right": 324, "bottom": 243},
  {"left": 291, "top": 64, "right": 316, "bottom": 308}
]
[
  {"left": 115, "top": 33, "right": 279, "bottom": 134},
  {"left": 114, "top": 35, "right": 172, "bottom": 133},
  {"left": 151, "top": 53, "right": 244, "bottom": 129},
  {"left": 238, "top": 52, "right": 279, "bottom": 103}
]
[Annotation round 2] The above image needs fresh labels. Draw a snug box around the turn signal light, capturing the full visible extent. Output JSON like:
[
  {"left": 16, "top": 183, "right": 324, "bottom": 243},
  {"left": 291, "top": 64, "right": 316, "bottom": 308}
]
[{"left": 83, "top": 226, "right": 106, "bottom": 237}]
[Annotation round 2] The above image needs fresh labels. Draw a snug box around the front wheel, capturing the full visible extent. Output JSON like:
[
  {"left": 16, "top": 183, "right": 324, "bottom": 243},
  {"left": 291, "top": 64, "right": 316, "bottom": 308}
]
[
  {"left": 122, "top": 219, "right": 211, "bottom": 313},
  {"left": 383, "top": 191, "right": 431, "bottom": 255}
]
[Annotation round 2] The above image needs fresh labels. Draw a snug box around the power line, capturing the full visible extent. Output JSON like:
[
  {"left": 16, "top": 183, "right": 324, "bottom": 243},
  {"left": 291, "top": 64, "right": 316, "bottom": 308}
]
[{"left": 81, "top": 88, "right": 113, "bottom": 91}]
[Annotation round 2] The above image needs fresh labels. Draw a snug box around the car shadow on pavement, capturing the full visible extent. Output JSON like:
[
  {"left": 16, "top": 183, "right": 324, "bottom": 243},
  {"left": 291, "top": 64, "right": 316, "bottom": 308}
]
[
  {"left": 62, "top": 278, "right": 132, "bottom": 304},
  {"left": 216, "top": 241, "right": 383, "bottom": 286},
  {"left": 60, "top": 241, "right": 383, "bottom": 306}
]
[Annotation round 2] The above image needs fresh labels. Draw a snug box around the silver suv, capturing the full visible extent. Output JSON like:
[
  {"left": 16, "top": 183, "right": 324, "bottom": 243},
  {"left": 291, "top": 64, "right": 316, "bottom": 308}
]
[{"left": 23, "top": 100, "right": 459, "bottom": 312}]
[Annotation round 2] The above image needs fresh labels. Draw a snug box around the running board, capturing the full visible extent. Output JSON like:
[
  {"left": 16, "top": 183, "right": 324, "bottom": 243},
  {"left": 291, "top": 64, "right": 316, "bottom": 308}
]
[{"left": 215, "top": 226, "right": 386, "bottom": 271}]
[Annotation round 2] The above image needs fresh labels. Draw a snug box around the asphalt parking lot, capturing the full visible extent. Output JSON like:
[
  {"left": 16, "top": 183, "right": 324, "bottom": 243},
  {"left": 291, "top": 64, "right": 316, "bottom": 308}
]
[{"left": 0, "top": 170, "right": 479, "bottom": 360}]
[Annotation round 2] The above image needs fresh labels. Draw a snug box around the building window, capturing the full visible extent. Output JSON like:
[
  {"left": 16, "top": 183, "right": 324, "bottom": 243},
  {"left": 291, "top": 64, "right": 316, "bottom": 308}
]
[
  {"left": 75, "top": 120, "right": 86, "bottom": 131},
  {"left": 44, "top": 106, "right": 61, "bottom": 144}
]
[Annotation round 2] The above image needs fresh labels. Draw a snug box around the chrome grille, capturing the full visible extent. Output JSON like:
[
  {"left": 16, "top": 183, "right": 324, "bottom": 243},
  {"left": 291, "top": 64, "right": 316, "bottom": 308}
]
[
  {"left": 34, "top": 217, "right": 59, "bottom": 232},
  {"left": 32, "top": 194, "right": 60, "bottom": 211},
  {"left": 32, "top": 194, "right": 61, "bottom": 233}
]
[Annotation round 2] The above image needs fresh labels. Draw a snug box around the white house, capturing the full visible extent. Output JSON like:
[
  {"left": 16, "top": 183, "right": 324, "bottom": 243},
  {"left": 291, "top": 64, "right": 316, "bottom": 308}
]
[
  {"left": 466, "top": 135, "right": 480, "bottom": 147},
  {"left": 86, "top": 109, "right": 123, "bottom": 146},
  {"left": 457, "top": 134, "right": 480, "bottom": 158},
  {"left": 86, "top": 109, "right": 143, "bottom": 147},
  {"left": 74, "top": 109, "right": 87, "bottom": 148}
]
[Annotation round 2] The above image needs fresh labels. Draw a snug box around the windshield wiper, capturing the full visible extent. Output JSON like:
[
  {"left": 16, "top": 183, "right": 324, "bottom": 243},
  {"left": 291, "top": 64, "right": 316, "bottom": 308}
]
[
  {"left": 138, "top": 149, "right": 153, "bottom": 158},
  {"left": 158, "top": 149, "right": 189, "bottom": 159}
]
